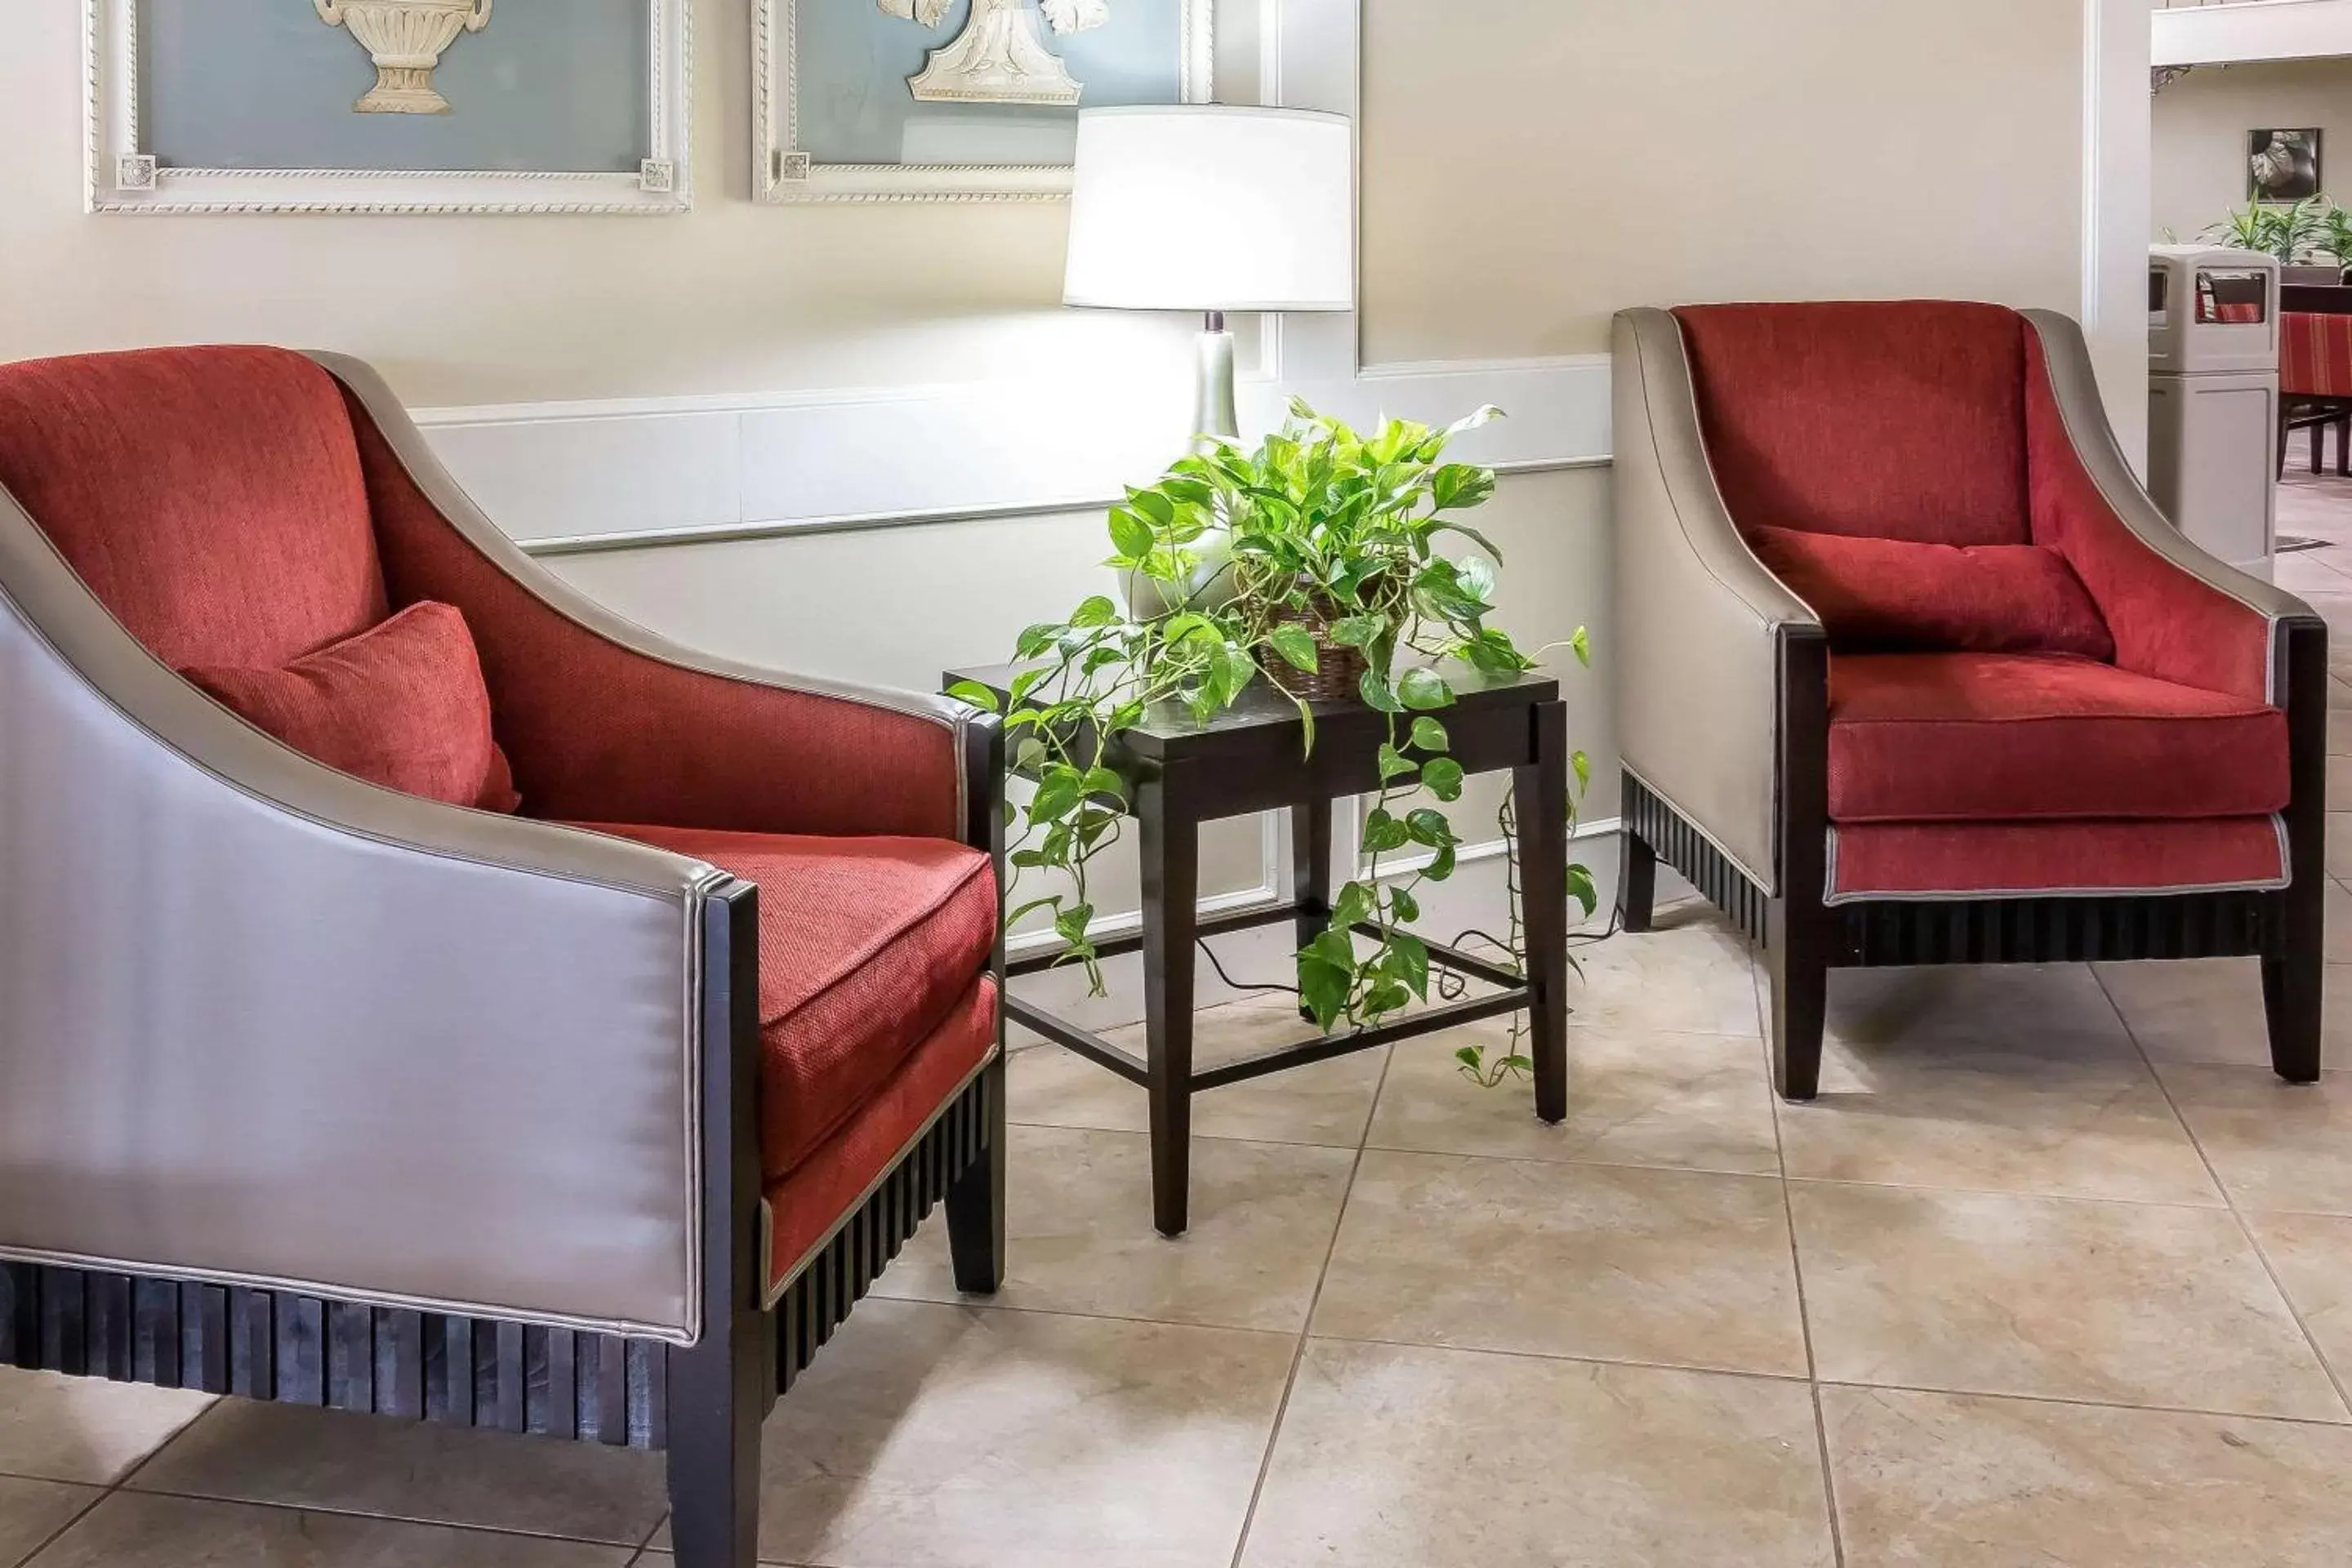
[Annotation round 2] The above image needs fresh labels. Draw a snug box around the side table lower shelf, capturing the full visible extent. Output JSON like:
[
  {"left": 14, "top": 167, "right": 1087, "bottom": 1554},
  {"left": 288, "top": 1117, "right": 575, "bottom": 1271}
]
[{"left": 1009, "top": 899, "right": 1558, "bottom": 1236}]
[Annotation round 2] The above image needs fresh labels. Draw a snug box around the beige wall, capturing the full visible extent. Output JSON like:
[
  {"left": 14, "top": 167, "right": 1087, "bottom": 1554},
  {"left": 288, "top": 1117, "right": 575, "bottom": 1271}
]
[
  {"left": 1360, "top": 0, "right": 2093, "bottom": 366},
  {"left": 2152, "top": 58, "right": 2352, "bottom": 242},
  {"left": 0, "top": 0, "right": 1184, "bottom": 407}
]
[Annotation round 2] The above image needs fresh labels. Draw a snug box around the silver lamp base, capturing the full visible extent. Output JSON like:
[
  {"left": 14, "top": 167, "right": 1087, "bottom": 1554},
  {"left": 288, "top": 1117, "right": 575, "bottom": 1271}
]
[{"left": 1192, "top": 310, "right": 1239, "bottom": 448}]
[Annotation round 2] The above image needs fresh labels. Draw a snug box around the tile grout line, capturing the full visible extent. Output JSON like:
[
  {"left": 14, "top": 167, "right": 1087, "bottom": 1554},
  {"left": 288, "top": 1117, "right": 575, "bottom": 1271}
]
[
  {"left": 1224, "top": 1042, "right": 1395, "bottom": 1568},
  {"left": 1763, "top": 1000, "right": 1848, "bottom": 1568},
  {"left": 2090, "top": 965, "right": 2352, "bottom": 1422},
  {"left": 8, "top": 1481, "right": 109, "bottom": 1568}
]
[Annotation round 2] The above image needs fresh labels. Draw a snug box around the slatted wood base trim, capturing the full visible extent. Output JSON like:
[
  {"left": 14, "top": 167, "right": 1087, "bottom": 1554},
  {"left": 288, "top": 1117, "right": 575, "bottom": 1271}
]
[
  {"left": 773, "top": 1060, "right": 991, "bottom": 1399},
  {"left": 1829, "top": 890, "right": 2277, "bottom": 966},
  {"left": 1622, "top": 773, "right": 1769, "bottom": 943},
  {"left": 1619, "top": 773, "right": 2284, "bottom": 968},
  {"left": 0, "top": 1267, "right": 662, "bottom": 1446},
  {"left": 0, "top": 1070, "right": 996, "bottom": 1450}
]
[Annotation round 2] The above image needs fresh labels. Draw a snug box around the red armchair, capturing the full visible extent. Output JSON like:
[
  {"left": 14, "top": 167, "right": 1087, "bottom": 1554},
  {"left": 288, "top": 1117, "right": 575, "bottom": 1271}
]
[
  {"left": 0, "top": 346, "right": 1007, "bottom": 1568},
  {"left": 1612, "top": 302, "right": 2327, "bottom": 1101}
]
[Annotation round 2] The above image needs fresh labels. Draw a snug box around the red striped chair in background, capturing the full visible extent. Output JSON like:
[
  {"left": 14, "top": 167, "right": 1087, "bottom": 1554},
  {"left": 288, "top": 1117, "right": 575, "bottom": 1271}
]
[{"left": 2281, "top": 310, "right": 2352, "bottom": 476}]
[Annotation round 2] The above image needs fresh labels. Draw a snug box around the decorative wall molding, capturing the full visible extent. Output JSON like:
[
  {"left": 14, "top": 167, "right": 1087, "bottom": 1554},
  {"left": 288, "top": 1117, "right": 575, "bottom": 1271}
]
[
  {"left": 755, "top": 0, "right": 1214, "bottom": 203},
  {"left": 415, "top": 354, "right": 1613, "bottom": 555},
  {"left": 83, "top": 0, "right": 692, "bottom": 214}
]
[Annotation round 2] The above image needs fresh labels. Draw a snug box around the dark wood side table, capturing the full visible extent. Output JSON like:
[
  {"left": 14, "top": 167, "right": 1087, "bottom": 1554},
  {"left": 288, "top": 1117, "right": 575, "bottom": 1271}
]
[{"left": 944, "top": 662, "right": 1570, "bottom": 1236}]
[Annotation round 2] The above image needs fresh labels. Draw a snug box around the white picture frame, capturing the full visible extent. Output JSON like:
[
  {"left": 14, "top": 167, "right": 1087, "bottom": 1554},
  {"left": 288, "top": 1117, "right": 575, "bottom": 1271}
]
[
  {"left": 82, "top": 0, "right": 693, "bottom": 216},
  {"left": 755, "top": 0, "right": 1214, "bottom": 203}
]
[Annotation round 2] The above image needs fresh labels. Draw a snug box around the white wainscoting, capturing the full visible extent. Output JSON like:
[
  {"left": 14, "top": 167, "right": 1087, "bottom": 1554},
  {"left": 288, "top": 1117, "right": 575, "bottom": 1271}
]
[{"left": 412, "top": 353, "right": 1613, "bottom": 555}]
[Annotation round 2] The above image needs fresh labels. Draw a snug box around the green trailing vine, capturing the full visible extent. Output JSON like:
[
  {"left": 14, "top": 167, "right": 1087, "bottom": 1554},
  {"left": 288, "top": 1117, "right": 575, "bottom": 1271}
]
[{"left": 951, "top": 399, "right": 1592, "bottom": 1054}]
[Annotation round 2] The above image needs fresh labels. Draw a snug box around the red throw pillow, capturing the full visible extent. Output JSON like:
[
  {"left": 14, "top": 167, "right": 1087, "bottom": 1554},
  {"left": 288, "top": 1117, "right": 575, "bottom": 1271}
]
[
  {"left": 1746, "top": 525, "right": 2116, "bottom": 660},
  {"left": 180, "top": 600, "right": 522, "bottom": 813}
]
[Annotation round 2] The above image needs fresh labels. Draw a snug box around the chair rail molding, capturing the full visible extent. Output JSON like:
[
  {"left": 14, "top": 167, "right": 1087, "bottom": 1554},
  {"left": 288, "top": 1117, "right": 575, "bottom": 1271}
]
[
  {"left": 2153, "top": 0, "right": 2352, "bottom": 67},
  {"left": 82, "top": 0, "right": 692, "bottom": 214}
]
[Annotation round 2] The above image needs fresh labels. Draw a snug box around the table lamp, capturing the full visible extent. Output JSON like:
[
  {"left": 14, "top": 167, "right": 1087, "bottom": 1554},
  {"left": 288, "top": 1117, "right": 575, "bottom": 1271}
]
[{"left": 1063, "top": 105, "right": 1355, "bottom": 447}]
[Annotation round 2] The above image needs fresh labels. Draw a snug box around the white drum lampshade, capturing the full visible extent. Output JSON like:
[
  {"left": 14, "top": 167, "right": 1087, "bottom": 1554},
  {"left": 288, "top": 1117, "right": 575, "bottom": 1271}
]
[{"left": 1062, "top": 105, "right": 1354, "bottom": 314}]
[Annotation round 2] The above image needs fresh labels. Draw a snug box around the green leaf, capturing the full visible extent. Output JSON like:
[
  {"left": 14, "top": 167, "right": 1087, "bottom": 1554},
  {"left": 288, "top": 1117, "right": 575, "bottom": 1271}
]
[
  {"left": 1454, "top": 1044, "right": 1484, "bottom": 1071},
  {"left": 1267, "top": 622, "right": 1320, "bottom": 673},
  {"left": 1005, "top": 895, "right": 1062, "bottom": 926},
  {"left": 1305, "top": 927, "right": 1359, "bottom": 974},
  {"left": 1409, "top": 716, "right": 1450, "bottom": 753},
  {"left": 1013, "top": 737, "right": 1046, "bottom": 773},
  {"left": 1080, "top": 766, "right": 1126, "bottom": 805},
  {"left": 1421, "top": 757, "right": 1465, "bottom": 801},
  {"left": 1127, "top": 486, "right": 1177, "bottom": 525},
  {"left": 1387, "top": 884, "right": 1419, "bottom": 924},
  {"left": 1014, "top": 622, "right": 1061, "bottom": 659},
  {"left": 1330, "top": 880, "right": 1376, "bottom": 931},
  {"left": 1067, "top": 595, "right": 1120, "bottom": 628},
  {"left": 1377, "top": 743, "right": 1419, "bottom": 782},
  {"left": 1404, "top": 807, "right": 1454, "bottom": 848},
  {"left": 1330, "top": 614, "right": 1387, "bottom": 649},
  {"left": 1566, "top": 862, "right": 1599, "bottom": 919},
  {"left": 1107, "top": 506, "right": 1154, "bottom": 560},
  {"left": 1388, "top": 931, "right": 1431, "bottom": 1000},
  {"left": 1053, "top": 902, "right": 1097, "bottom": 950},
  {"left": 1425, "top": 842, "right": 1458, "bottom": 880},
  {"left": 1570, "top": 749, "right": 1592, "bottom": 791},
  {"left": 1570, "top": 626, "right": 1592, "bottom": 667},
  {"left": 1298, "top": 952, "right": 1350, "bottom": 1032},
  {"left": 1359, "top": 670, "right": 1403, "bottom": 712},
  {"left": 1030, "top": 770, "right": 1083, "bottom": 822},
  {"left": 1397, "top": 667, "right": 1454, "bottom": 711},
  {"left": 945, "top": 679, "right": 1000, "bottom": 714},
  {"left": 1361, "top": 808, "right": 1412, "bottom": 854}
]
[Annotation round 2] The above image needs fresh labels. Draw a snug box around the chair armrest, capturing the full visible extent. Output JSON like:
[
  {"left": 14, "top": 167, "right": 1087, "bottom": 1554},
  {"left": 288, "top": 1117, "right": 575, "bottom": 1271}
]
[
  {"left": 0, "top": 494, "right": 719, "bottom": 1342},
  {"left": 1613, "top": 308, "right": 1824, "bottom": 894},
  {"left": 2023, "top": 310, "right": 2314, "bottom": 706},
  {"left": 318, "top": 354, "right": 979, "bottom": 842}
]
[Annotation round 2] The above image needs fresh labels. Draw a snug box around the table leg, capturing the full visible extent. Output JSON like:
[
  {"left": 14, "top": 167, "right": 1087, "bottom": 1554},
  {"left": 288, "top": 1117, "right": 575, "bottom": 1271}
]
[
  {"left": 1516, "top": 703, "right": 1570, "bottom": 1124},
  {"left": 1291, "top": 796, "right": 1333, "bottom": 1022},
  {"left": 1139, "top": 771, "right": 1198, "bottom": 1236}
]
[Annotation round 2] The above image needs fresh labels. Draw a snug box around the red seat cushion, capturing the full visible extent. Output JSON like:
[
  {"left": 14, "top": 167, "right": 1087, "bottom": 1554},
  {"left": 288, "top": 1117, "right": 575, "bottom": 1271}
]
[
  {"left": 1829, "top": 818, "right": 2287, "bottom": 901},
  {"left": 1829, "top": 653, "right": 2290, "bottom": 822},
  {"left": 571, "top": 823, "right": 996, "bottom": 1182},
  {"left": 765, "top": 976, "right": 997, "bottom": 1289},
  {"left": 0, "top": 346, "right": 387, "bottom": 670},
  {"left": 181, "top": 601, "right": 521, "bottom": 813},
  {"left": 1747, "top": 527, "right": 2114, "bottom": 660}
]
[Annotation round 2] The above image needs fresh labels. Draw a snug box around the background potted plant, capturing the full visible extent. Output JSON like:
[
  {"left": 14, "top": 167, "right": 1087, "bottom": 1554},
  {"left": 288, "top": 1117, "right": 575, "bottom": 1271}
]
[
  {"left": 2202, "top": 195, "right": 2345, "bottom": 281},
  {"left": 951, "top": 400, "right": 1594, "bottom": 1080}
]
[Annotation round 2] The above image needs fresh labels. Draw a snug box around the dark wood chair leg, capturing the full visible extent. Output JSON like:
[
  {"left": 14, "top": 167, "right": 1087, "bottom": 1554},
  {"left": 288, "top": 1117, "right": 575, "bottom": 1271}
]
[
  {"left": 1139, "top": 768, "right": 1198, "bottom": 1238},
  {"left": 945, "top": 1051, "right": 1008, "bottom": 1292},
  {"left": 2336, "top": 410, "right": 2349, "bottom": 478},
  {"left": 2315, "top": 414, "right": 2328, "bottom": 477},
  {"left": 1517, "top": 703, "right": 1571, "bottom": 1124},
  {"left": 2264, "top": 951, "right": 2323, "bottom": 1084},
  {"left": 668, "top": 886, "right": 768, "bottom": 1568},
  {"left": 1766, "top": 903, "right": 1829, "bottom": 1102},
  {"left": 1619, "top": 824, "right": 1657, "bottom": 934},
  {"left": 1292, "top": 795, "right": 1333, "bottom": 1022}
]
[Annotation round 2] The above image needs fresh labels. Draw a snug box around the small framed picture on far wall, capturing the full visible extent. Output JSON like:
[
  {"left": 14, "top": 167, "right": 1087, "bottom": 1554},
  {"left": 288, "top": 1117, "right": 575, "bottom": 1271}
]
[{"left": 2251, "top": 128, "right": 2323, "bottom": 203}]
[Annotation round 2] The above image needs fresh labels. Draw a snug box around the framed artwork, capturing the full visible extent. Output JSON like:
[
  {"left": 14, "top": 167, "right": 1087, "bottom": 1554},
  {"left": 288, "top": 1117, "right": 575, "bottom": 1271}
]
[
  {"left": 84, "top": 0, "right": 692, "bottom": 215},
  {"left": 2251, "top": 127, "right": 2323, "bottom": 203},
  {"left": 755, "top": 0, "right": 1214, "bottom": 203}
]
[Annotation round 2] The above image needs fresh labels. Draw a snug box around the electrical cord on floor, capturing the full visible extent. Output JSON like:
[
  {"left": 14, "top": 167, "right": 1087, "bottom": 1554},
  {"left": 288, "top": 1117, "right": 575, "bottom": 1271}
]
[
  {"left": 1195, "top": 935, "right": 1300, "bottom": 996},
  {"left": 1196, "top": 904, "right": 1628, "bottom": 1005}
]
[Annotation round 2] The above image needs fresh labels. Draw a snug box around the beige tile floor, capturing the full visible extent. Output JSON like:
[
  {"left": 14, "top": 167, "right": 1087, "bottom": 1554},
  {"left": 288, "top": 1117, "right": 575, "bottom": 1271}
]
[{"left": 12, "top": 466, "right": 2352, "bottom": 1565}]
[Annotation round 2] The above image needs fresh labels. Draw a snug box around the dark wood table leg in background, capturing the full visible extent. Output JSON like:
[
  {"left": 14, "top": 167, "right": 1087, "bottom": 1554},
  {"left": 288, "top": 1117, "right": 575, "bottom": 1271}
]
[
  {"left": 1291, "top": 796, "right": 1333, "bottom": 1021},
  {"left": 1139, "top": 767, "right": 1199, "bottom": 1236},
  {"left": 1516, "top": 702, "right": 1570, "bottom": 1124}
]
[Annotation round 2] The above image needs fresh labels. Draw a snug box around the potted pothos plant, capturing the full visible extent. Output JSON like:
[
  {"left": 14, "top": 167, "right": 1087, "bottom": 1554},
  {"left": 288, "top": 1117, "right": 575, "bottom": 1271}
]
[{"left": 950, "top": 399, "right": 1593, "bottom": 1082}]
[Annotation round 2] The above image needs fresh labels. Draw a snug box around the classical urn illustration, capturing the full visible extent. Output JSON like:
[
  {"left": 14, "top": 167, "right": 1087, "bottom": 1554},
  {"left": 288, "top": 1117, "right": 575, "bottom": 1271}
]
[
  {"left": 314, "top": 0, "right": 492, "bottom": 115},
  {"left": 886, "top": 0, "right": 1109, "bottom": 108}
]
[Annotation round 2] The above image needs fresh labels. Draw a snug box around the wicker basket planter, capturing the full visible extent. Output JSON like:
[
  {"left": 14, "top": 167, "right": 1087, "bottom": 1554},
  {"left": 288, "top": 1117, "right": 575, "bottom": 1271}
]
[{"left": 1266, "top": 608, "right": 1369, "bottom": 702}]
